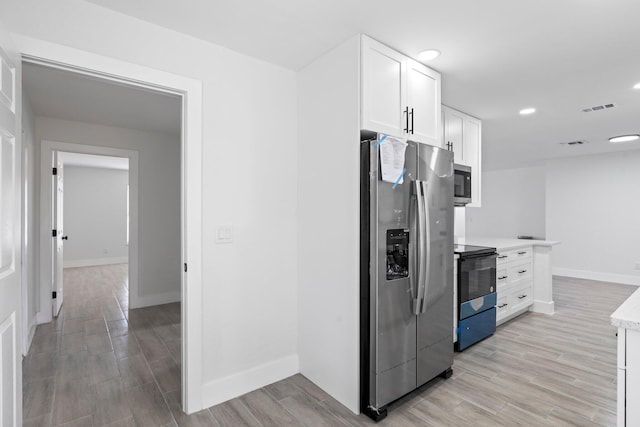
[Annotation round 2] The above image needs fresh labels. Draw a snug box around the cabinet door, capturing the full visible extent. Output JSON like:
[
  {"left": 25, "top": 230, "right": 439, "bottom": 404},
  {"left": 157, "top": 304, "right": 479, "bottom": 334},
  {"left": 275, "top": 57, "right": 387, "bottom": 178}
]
[
  {"left": 406, "top": 59, "right": 441, "bottom": 147},
  {"left": 443, "top": 107, "right": 464, "bottom": 162},
  {"left": 463, "top": 116, "right": 482, "bottom": 206},
  {"left": 509, "top": 282, "right": 533, "bottom": 313},
  {"left": 361, "top": 37, "right": 406, "bottom": 138},
  {"left": 496, "top": 293, "right": 509, "bottom": 322},
  {"left": 629, "top": 329, "right": 640, "bottom": 426}
]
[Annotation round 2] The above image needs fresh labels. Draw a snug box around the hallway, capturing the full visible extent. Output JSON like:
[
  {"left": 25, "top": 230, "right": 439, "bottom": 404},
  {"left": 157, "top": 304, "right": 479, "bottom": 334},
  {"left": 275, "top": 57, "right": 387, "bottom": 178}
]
[{"left": 23, "top": 264, "right": 182, "bottom": 426}]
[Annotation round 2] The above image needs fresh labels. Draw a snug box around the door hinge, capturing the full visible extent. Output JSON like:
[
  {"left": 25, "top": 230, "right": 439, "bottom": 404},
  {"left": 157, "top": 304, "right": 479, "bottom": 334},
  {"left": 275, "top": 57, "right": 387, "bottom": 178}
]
[
  {"left": 52, "top": 291, "right": 57, "bottom": 299},
  {"left": 184, "top": 263, "right": 187, "bottom": 273},
  {"left": 52, "top": 229, "right": 57, "bottom": 237},
  {"left": 52, "top": 167, "right": 57, "bottom": 175}
]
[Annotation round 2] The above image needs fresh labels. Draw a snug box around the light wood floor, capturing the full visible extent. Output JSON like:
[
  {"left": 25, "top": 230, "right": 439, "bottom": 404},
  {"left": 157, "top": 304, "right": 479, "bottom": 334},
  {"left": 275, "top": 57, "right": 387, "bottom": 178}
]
[{"left": 23, "top": 267, "right": 636, "bottom": 426}]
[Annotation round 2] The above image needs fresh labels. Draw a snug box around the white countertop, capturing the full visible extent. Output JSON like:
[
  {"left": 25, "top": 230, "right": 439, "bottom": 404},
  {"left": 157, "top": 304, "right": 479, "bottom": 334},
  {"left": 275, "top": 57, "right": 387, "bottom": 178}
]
[
  {"left": 612, "top": 288, "right": 640, "bottom": 331},
  {"left": 455, "top": 236, "right": 561, "bottom": 251}
]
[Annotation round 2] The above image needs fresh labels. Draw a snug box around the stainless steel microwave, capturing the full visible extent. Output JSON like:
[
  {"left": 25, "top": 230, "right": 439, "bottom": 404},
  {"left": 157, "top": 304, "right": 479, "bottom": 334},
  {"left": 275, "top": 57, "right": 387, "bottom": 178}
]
[{"left": 454, "top": 164, "right": 472, "bottom": 206}]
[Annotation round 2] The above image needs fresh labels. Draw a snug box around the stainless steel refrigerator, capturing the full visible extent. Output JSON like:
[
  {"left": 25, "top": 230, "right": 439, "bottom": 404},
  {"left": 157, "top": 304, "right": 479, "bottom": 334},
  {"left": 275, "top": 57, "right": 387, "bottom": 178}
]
[{"left": 360, "top": 132, "right": 454, "bottom": 421}]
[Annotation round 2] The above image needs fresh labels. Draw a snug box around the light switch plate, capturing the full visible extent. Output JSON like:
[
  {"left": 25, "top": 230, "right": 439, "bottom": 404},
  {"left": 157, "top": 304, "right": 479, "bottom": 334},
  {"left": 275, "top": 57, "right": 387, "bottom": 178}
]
[{"left": 215, "top": 225, "right": 233, "bottom": 244}]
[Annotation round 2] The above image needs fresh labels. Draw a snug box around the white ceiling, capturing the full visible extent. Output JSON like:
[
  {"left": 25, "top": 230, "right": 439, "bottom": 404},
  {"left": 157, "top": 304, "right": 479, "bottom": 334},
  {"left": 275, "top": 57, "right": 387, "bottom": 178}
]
[
  {"left": 58, "top": 152, "right": 129, "bottom": 170},
  {"left": 37, "top": 0, "right": 640, "bottom": 170},
  {"left": 22, "top": 62, "right": 181, "bottom": 136}
]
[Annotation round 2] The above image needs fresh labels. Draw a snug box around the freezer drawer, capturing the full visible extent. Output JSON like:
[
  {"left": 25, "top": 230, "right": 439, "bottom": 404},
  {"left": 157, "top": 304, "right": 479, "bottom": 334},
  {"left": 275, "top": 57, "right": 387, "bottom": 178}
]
[{"left": 457, "top": 307, "right": 496, "bottom": 351}]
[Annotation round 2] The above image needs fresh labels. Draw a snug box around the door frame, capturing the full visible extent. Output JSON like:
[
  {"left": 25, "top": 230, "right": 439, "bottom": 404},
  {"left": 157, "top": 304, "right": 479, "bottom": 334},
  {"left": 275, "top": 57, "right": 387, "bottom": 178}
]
[
  {"left": 39, "top": 143, "right": 139, "bottom": 316},
  {"left": 19, "top": 36, "right": 204, "bottom": 413}
]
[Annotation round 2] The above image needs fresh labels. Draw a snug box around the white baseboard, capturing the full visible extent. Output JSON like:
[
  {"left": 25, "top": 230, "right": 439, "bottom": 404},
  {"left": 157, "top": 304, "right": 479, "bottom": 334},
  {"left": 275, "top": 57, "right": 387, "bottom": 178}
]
[
  {"left": 553, "top": 267, "right": 640, "bottom": 286},
  {"left": 24, "top": 316, "right": 38, "bottom": 355},
  {"left": 202, "top": 354, "right": 299, "bottom": 409},
  {"left": 36, "top": 311, "right": 50, "bottom": 325},
  {"left": 130, "top": 291, "right": 180, "bottom": 309},
  {"left": 64, "top": 257, "right": 128, "bottom": 268},
  {"left": 531, "top": 300, "right": 555, "bottom": 315}
]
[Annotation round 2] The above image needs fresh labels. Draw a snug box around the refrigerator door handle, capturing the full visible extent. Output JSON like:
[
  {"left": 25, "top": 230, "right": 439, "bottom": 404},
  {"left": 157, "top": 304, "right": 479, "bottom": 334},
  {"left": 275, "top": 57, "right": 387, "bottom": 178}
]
[
  {"left": 420, "top": 180, "right": 431, "bottom": 314},
  {"left": 414, "top": 180, "right": 427, "bottom": 315},
  {"left": 409, "top": 181, "right": 419, "bottom": 313}
]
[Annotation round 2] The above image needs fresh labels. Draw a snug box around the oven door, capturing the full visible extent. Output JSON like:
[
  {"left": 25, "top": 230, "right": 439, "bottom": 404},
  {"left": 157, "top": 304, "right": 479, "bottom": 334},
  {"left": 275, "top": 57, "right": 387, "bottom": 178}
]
[{"left": 458, "top": 253, "right": 497, "bottom": 302}]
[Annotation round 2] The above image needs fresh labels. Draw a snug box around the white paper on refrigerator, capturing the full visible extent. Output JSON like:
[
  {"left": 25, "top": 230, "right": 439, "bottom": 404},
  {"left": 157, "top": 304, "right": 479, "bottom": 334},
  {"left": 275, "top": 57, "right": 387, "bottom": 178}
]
[{"left": 379, "top": 136, "right": 408, "bottom": 184}]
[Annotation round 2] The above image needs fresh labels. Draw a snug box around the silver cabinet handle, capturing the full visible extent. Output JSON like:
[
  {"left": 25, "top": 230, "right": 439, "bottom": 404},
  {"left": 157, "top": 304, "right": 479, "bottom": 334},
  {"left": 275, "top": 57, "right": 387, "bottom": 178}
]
[
  {"left": 517, "top": 251, "right": 527, "bottom": 255},
  {"left": 498, "top": 255, "right": 508, "bottom": 259},
  {"left": 498, "top": 303, "right": 508, "bottom": 308},
  {"left": 518, "top": 270, "right": 527, "bottom": 274},
  {"left": 404, "top": 106, "right": 409, "bottom": 133},
  {"left": 518, "top": 294, "right": 527, "bottom": 299},
  {"left": 498, "top": 276, "right": 508, "bottom": 280}
]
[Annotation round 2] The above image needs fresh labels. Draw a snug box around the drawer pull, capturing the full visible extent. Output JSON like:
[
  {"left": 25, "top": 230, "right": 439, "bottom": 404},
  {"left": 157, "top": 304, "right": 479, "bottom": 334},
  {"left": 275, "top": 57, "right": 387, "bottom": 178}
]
[
  {"left": 518, "top": 294, "right": 527, "bottom": 299},
  {"left": 498, "top": 255, "right": 508, "bottom": 259},
  {"left": 498, "top": 276, "right": 508, "bottom": 280},
  {"left": 498, "top": 303, "right": 508, "bottom": 308},
  {"left": 517, "top": 251, "right": 527, "bottom": 255},
  {"left": 518, "top": 270, "right": 527, "bottom": 274}
]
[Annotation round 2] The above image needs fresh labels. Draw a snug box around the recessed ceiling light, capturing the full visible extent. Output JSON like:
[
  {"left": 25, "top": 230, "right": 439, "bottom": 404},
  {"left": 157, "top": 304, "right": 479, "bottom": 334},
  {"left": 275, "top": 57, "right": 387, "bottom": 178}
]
[
  {"left": 519, "top": 108, "right": 536, "bottom": 115},
  {"left": 634, "top": 82, "right": 640, "bottom": 90},
  {"left": 418, "top": 49, "right": 441, "bottom": 61},
  {"left": 609, "top": 134, "right": 640, "bottom": 143}
]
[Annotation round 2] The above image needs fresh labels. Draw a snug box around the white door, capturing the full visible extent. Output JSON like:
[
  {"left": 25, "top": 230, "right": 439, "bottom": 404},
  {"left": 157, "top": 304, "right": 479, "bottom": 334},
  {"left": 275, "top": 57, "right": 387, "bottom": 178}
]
[
  {"left": 443, "top": 106, "right": 465, "bottom": 163},
  {"left": 361, "top": 36, "right": 407, "bottom": 138},
  {"left": 52, "top": 152, "right": 64, "bottom": 316},
  {"left": 406, "top": 59, "right": 441, "bottom": 147},
  {"left": 0, "top": 34, "right": 22, "bottom": 427}
]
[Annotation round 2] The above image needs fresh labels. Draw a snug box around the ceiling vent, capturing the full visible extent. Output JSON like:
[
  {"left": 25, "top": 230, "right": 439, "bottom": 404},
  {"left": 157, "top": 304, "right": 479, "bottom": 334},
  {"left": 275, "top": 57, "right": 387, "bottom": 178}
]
[
  {"left": 581, "top": 103, "right": 615, "bottom": 113},
  {"left": 559, "top": 140, "right": 588, "bottom": 146}
]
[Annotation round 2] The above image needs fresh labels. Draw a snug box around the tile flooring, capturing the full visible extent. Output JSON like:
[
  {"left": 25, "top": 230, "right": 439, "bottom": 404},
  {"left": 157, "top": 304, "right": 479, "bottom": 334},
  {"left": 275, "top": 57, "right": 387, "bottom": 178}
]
[{"left": 23, "top": 266, "right": 635, "bottom": 426}]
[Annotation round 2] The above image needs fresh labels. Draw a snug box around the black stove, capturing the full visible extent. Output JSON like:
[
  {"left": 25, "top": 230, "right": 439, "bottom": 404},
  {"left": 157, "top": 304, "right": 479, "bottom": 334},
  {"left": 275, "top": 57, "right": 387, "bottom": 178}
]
[{"left": 454, "top": 244, "right": 496, "bottom": 257}]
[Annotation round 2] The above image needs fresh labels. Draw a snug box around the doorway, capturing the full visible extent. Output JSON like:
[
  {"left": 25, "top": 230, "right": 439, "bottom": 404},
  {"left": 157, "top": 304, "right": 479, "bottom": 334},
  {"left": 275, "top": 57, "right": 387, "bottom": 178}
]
[
  {"left": 51, "top": 151, "right": 131, "bottom": 317},
  {"left": 19, "top": 43, "right": 204, "bottom": 412}
]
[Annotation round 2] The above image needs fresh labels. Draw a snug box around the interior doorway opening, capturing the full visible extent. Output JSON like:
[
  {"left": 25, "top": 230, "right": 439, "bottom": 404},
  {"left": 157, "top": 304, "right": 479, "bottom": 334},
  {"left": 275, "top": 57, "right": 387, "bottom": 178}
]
[
  {"left": 19, "top": 47, "right": 203, "bottom": 412},
  {"left": 53, "top": 152, "right": 130, "bottom": 317}
]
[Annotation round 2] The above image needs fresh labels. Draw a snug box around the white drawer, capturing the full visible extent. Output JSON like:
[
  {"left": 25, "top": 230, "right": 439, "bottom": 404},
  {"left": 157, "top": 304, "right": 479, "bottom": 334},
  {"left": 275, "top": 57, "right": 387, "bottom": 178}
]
[
  {"left": 509, "top": 282, "right": 533, "bottom": 312},
  {"left": 508, "top": 260, "right": 532, "bottom": 285},
  {"left": 511, "top": 247, "right": 532, "bottom": 260},
  {"left": 497, "top": 246, "right": 532, "bottom": 266},
  {"left": 496, "top": 293, "right": 509, "bottom": 320},
  {"left": 496, "top": 267, "right": 509, "bottom": 291},
  {"left": 496, "top": 251, "right": 510, "bottom": 266}
]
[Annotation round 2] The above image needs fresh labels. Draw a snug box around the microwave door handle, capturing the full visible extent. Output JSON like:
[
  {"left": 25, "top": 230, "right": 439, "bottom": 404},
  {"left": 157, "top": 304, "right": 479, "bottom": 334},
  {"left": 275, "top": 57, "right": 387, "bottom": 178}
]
[
  {"left": 413, "top": 180, "right": 426, "bottom": 315},
  {"left": 420, "top": 181, "right": 431, "bottom": 314}
]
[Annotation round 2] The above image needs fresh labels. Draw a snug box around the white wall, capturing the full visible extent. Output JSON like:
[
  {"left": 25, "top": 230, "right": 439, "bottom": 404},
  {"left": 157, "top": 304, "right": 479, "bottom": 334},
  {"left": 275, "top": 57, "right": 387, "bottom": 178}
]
[
  {"left": 37, "top": 118, "right": 180, "bottom": 301},
  {"left": 1, "top": 0, "right": 299, "bottom": 409},
  {"left": 297, "top": 36, "right": 361, "bottom": 413},
  {"left": 547, "top": 151, "right": 640, "bottom": 285},
  {"left": 454, "top": 206, "right": 466, "bottom": 237},
  {"left": 62, "top": 166, "right": 128, "bottom": 267},
  {"left": 466, "top": 166, "right": 546, "bottom": 239},
  {"left": 22, "top": 88, "right": 38, "bottom": 352}
]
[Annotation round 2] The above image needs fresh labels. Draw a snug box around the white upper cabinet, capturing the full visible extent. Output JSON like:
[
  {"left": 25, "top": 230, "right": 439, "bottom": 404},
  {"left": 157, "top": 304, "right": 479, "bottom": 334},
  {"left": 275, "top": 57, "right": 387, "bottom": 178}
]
[
  {"left": 463, "top": 117, "right": 481, "bottom": 206},
  {"left": 361, "top": 37, "right": 406, "bottom": 138},
  {"left": 442, "top": 105, "right": 482, "bottom": 206},
  {"left": 406, "top": 59, "right": 441, "bottom": 146},
  {"left": 361, "top": 36, "right": 442, "bottom": 147},
  {"left": 442, "top": 107, "right": 464, "bottom": 163}
]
